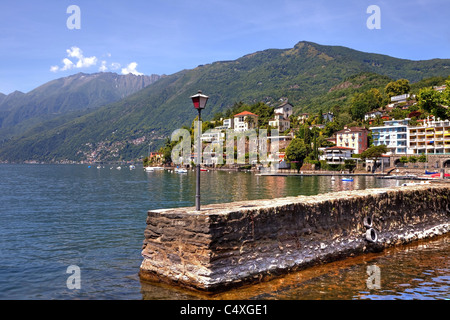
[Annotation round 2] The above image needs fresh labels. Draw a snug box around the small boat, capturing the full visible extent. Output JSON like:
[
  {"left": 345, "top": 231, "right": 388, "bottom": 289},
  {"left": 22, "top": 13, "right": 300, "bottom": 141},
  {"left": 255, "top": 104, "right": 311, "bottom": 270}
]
[
  {"left": 430, "top": 173, "right": 450, "bottom": 178},
  {"left": 425, "top": 170, "right": 438, "bottom": 175},
  {"left": 144, "top": 167, "right": 154, "bottom": 172},
  {"left": 116, "top": 166, "right": 121, "bottom": 170},
  {"left": 129, "top": 165, "right": 136, "bottom": 170},
  {"left": 342, "top": 178, "right": 353, "bottom": 182},
  {"left": 200, "top": 168, "right": 208, "bottom": 172},
  {"left": 176, "top": 168, "right": 188, "bottom": 173}
]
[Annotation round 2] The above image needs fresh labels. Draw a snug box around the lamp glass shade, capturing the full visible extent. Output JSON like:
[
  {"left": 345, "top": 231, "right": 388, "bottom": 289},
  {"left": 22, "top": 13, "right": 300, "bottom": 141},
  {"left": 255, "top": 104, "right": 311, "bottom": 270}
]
[{"left": 190, "top": 91, "right": 209, "bottom": 109}]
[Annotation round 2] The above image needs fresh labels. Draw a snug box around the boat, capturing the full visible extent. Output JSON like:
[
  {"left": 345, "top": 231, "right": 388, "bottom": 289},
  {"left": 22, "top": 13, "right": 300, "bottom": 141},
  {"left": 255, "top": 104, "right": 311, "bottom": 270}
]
[
  {"left": 175, "top": 168, "right": 188, "bottom": 173},
  {"left": 200, "top": 168, "right": 208, "bottom": 172},
  {"left": 425, "top": 170, "right": 438, "bottom": 175},
  {"left": 144, "top": 167, "right": 154, "bottom": 172},
  {"left": 341, "top": 178, "right": 353, "bottom": 182},
  {"left": 129, "top": 165, "right": 136, "bottom": 170},
  {"left": 116, "top": 166, "right": 121, "bottom": 170},
  {"left": 430, "top": 173, "right": 450, "bottom": 178}
]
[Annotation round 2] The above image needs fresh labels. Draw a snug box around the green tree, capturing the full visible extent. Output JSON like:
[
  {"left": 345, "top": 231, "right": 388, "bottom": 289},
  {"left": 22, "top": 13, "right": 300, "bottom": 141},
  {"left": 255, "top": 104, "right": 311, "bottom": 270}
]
[
  {"left": 361, "top": 145, "right": 388, "bottom": 160},
  {"left": 399, "top": 156, "right": 408, "bottom": 164},
  {"left": 418, "top": 153, "right": 427, "bottom": 163},
  {"left": 285, "top": 138, "right": 308, "bottom": 173},
  {"left": 417, "top": 87, "right": 447, "bottom": 119},
  {"left": 361, "top": 145, "right": 388, "bottom": 173},
  {"left": 385, "top": 79, "right": 411, "bottom": 98},
  {"left": 350, "top": 88, "right": 383, "bottom": 120}
]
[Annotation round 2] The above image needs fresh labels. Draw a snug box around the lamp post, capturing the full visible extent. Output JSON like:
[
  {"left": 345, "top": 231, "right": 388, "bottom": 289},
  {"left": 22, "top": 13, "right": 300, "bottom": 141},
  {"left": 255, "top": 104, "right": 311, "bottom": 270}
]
[{"left": 190, "top": 90, "right": 209, "bottom": 211}]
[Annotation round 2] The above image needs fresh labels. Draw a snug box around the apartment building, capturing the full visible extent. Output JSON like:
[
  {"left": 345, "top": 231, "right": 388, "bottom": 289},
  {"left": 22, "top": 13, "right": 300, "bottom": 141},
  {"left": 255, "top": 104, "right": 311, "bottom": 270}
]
[
  {"left": 335, "top": 127, "right": 369, "bottom": 155},
  {"left": 370, "top": 119, "right": 409, "bottom": 155},
  {"left": 408, "top": 118, "right": 450, "bottom": 155}
]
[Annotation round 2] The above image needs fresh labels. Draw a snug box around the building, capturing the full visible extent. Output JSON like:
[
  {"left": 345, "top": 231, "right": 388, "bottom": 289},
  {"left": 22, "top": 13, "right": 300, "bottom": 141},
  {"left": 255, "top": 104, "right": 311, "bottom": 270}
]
[
  {"left": 434, "top": 85, "right": 447, "bottom": 93},
  {"left": 222, "top": 118, "right": 233, "bottom": 129},
  {"left": 269, "top": 114, "right": 291, "bottom": 132},
  {"left": 269, "top": 101, "right": 292, "bottom": 132},
  {"left": 364, "top": 110, "right": 384, "bottom": 121},
  {"left": 274, "top": 101, "right": 293, "bottom": 119},
  {"left": 390, "top": 94, "right": 410, "bottom": 104},
  {"left": 335, "top": 127, "right": 369, "bottom": 155},
  {"left": 370, "top": 119, "right": 409, "bottom": 155},
  {"left": 320, "top": 146, "right": 354, "bottom": 165},
  {"left": 298, "top": 113, "right": 309, "bottom": 124},
  {"left": 233, "top": 111, "right": 259, "bottom": 132},
  {"left": 408, "top": 118, "right": 450, "bottom": 155}
]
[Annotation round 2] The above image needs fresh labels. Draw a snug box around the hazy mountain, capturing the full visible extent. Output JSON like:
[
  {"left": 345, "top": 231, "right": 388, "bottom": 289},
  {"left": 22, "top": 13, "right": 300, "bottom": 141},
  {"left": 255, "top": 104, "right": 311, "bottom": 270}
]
[
  {"left": 0, "top": 41, "right": 449, "bottom": 163},
  {"left": 0, "top": 72, "right": 161, "bottom": 138}
]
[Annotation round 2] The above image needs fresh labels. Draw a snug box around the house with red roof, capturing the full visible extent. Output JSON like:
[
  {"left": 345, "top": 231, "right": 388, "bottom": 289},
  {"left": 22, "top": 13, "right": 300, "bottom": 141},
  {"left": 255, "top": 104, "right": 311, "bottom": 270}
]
[{"left": 233, "top": 111, "right": 259, "bottom": 132}]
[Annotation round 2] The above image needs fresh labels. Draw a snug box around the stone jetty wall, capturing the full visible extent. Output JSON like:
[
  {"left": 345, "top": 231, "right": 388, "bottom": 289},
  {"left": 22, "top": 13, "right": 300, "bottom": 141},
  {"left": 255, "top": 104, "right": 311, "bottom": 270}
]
[{"left": 139, "top": 183, "right": 450, "bottom": 292}]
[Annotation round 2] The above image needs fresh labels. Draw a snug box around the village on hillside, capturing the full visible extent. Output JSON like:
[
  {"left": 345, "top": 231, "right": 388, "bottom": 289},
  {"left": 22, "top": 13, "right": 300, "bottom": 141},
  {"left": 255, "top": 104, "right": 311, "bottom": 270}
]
[{"left": 145, "top": 79, "right": 450, "bottom": 174}]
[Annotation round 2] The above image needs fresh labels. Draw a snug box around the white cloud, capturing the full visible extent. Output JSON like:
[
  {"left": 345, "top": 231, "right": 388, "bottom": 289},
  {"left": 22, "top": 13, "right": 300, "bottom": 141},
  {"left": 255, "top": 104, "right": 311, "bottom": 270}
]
[
  {"left": 61, "top": 58, "right": 75, "bottom": 71},
  {"left": 110, "top": 62, "right": 121, "bottom": 70},
  {"left": 51, "top": 47, "right": 143, "bottom": 76},
  {"left": 99, "top": 61, "right": 108, "bottom": 72},
  {"left": 51, "top": 46, "right": 98, "bottom": 72},
  {"left": 121, "top": 62, "right": 143, "bottom": 76}
]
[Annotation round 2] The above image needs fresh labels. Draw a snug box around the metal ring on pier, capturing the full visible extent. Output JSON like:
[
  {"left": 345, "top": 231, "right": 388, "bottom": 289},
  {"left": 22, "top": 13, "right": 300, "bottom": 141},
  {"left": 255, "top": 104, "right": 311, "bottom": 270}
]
[
  {"left": 363, "top": 216, "right": 373, "bottom": 228},
  {"left": 365, "top": 228, "right": 378, "bottom": 243}
]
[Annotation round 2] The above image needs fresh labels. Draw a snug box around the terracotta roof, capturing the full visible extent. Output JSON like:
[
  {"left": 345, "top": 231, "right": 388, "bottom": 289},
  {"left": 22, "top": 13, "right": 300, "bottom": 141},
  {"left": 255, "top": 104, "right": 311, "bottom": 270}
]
[
  {"left": 337, "top": 127, "right": 368, "bottom": 134},
  {"left": 233, "top": 111, "right": 259, "bottom": 117}
]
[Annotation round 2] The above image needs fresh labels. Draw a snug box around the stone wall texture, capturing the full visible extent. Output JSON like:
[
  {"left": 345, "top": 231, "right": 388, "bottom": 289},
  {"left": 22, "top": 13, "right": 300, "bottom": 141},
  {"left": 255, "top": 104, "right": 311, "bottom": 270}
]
[{"left": 139, "top": 183, "right": 450, "bottom": 292}]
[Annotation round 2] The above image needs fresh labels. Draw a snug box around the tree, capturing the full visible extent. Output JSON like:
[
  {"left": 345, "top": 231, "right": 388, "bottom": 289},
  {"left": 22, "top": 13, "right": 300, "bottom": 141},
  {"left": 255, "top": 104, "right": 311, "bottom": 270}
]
[
  {"left": 360, "top": 145, "right": 388, "bottom": 173},
  {"left": 385, "top": 79, "right": 410, "bottom": 98},
  {"left": 350, "top": 88, "right": 383, "bottom": 120},
  {"left": 418, "top": 153, "right": 427, "bottom": 163},
  {"left": 285, "top": 138, "right": 308, "bottom": 173},
  {"left": 361, "top": 145, "right": 388, "bottom": 160},
  {"left": 417, "top": 87, "right": 447, "bottom": 119}
]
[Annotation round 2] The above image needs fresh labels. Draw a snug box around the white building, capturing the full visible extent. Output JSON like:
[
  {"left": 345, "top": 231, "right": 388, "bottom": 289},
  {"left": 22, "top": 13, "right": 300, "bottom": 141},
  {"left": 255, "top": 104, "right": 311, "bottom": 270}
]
[
  {"left": 233, "top": 111, "right": 259, "bottom": 132},
  {"left": 269, "top": 114, "right": 290, "bottom": 132},
  {"left": 408, "top": 118, "right": 450, "bottom": 155},
  {"left": 320, "top": 146, "right": 354, "bottom": 165},
  {"left": 274, "top": 102, "right": 293, "bottom": 119},
  {"left": 370, "top": 119, "right": 409, "bottom": 155}
]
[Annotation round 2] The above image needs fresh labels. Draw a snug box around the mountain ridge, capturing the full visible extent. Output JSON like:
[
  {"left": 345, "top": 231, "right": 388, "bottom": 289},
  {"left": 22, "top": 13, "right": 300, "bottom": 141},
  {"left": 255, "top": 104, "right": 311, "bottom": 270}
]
[
  {"left": 0, "top": 72, "right": 162, "bottom": 139},
  {"left": 0, "top": 41, "right": 449, "bottom": 163}
]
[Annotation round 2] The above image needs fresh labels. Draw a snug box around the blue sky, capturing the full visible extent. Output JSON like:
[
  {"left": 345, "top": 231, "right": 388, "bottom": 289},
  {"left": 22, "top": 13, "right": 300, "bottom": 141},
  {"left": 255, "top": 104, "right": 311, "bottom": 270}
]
[{"left": 0, "top": 0, "right": 449, "bottom": 94}]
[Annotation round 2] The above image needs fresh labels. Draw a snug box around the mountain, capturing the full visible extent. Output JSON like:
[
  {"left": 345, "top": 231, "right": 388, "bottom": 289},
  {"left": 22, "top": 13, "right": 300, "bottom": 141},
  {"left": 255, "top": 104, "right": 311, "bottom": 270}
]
[
  {"left": 0, "top": 41, "right": 449, "bottom": 163},
  {"left": 0, "top": 72, "right": 161, "bottom": 138}
]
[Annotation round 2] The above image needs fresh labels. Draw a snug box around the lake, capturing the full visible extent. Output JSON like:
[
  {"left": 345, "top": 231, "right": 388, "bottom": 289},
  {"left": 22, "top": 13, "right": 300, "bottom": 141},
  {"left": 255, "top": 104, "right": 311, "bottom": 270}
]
[{"left": 0, "top": 164, "right": 448, "bottom": 300}]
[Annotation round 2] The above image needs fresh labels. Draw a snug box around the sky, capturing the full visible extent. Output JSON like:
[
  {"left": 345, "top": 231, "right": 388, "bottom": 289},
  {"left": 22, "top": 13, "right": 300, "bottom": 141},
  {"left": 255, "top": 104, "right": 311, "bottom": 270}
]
[{"left": 0, "top": 0, "right": 449, "bottom": 94}]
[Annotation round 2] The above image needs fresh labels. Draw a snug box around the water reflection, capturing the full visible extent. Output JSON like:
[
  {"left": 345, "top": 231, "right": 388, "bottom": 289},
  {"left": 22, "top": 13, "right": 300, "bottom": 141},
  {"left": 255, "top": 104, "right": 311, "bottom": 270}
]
[
  {"left": 140, "top": 235, "right": 449, "bottom": 300},
  {"left": 145, "top": 170, "right": 399, "bottom": 210}
]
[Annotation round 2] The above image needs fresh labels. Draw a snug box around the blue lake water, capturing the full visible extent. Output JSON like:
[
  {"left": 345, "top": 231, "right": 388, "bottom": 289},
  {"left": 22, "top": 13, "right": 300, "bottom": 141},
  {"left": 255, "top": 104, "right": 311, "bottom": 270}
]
[{"left": 0, "top": 164, "right": 448, "bottom": 300}]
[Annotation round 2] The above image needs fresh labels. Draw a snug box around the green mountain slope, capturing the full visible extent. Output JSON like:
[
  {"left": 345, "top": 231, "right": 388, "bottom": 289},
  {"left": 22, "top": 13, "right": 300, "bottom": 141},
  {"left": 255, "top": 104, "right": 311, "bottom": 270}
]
[
  {"left": 0, "top": 72, "right": 161, "bottom": 139},
  {"left": 0, "top": 41, "right": 449, "bottom": 163}
]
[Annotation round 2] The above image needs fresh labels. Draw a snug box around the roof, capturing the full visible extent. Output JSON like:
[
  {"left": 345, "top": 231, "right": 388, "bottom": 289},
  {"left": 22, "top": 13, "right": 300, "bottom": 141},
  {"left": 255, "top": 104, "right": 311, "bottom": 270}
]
[
  {"left": 233, "top": 111, "right": 259, "bottom": 117},
  {"left": 336, "top": 127, "right": 369, "bottom": 134}
]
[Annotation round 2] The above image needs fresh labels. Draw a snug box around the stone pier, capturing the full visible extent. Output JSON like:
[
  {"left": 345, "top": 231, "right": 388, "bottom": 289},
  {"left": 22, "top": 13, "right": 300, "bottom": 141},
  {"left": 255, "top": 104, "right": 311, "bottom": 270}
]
[{"left": 139, "top": 183, "right": 450, "bottom": 292}]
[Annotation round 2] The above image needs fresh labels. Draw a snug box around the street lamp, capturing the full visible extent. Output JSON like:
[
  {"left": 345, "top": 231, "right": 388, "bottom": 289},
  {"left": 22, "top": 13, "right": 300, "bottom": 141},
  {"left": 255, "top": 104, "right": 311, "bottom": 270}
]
[{"left": 190, "top": 90, "right": 209, "bottom": 210}]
